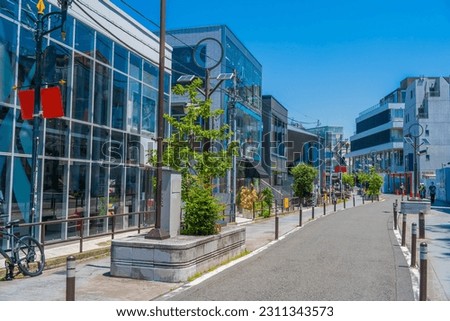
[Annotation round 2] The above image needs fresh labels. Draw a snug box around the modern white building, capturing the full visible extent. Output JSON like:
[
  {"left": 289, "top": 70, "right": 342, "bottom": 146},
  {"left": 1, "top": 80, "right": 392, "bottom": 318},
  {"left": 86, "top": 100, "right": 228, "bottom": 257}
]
[
  {"left": 347, "top": 79, "right": 411, "bottom": 193},
  {"left": 403, "top": 77, "right": 450, "bottom": 188}
]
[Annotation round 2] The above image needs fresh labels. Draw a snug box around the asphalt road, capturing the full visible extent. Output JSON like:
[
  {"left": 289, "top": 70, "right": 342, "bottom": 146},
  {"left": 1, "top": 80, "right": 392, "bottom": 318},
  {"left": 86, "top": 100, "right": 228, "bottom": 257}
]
[{"left": 163, "top": 199, "right": 414, "bottom": 301}]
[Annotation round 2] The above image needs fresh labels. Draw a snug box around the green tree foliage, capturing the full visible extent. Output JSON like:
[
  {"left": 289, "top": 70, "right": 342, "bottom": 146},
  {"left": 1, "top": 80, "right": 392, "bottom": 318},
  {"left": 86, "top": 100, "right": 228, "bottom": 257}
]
[
  {"left": 342, "top": 173, "right": 355, "bottom": 190},
  {"left": 149, "top": 79, "right": 237, "bottom": 235},
  {"left": 366, "top": 168, "right": 383, "bottom": 196},
  {"left": 357, "top": 168, "right": 383, "bottom": 196},
  {"left": 291, "top": 163, "right": 318, "bottom": 203},
  {"left": 182, "top": 182, "right": 224, "bottom": 235}
]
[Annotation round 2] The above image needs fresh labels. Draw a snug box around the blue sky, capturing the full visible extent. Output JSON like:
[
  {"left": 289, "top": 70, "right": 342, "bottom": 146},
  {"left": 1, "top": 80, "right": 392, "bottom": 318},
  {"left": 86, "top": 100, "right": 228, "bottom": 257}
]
[{"left": 114, "top": 0, "right": 450, "bottom": 138}]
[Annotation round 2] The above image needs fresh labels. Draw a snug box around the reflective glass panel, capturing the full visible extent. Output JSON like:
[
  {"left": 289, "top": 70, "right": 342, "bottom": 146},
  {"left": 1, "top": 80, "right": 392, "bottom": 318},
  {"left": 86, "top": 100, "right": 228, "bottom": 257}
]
[
  {"left": 71, "top": 122, "right": 91, "bottom": 160},
  {"left": 20, "top": 0, "right": 38, "bottom": 28},
  {"left": 96, "top": 32, "right": 112, "bottom": 65},
  {"left": 93, "top": 62, "right": 111, "bottom": 126},
  {"left": 129, "top": 80, "right": 141, "bottom": 133},
  {"left": 126, "top": 134, "right": 140, "bottom": 165},
  {"left": 14, "top": 112, "right": 32, "bottom": 155},
  {"left": 68, "top": 162, "right": 88, "bottom": 238},
  {"left": 129, "top": 53, "right": 142, "bottom": 80},
  {"left": 75, "top": 21, "right": 94, "bottom": 57},
  {"left": 0, "top": 0, "right": 18, "bottom": 18},
  {"left": 11, "top": 157, "right": 31, "bottom": 223},
  {"left": 114, "top": 43, "right": 128, "bottom": 73},
  {"left": 92, "top": 126, "right": 109, "bottom": 162},
  {"left": 142, "top": 85, "right": 156, "bottom": 134},
  {"left": 42, "top": 159, "right": 67, "bottom": 241},
  {"left": 72, "top": 55, "right": 93, "bottom": 121},
  {"left": 45, "top": 118, "right": 69, "bottom": 157},
  {"left": 0, "top": 18, "right": 17, "bottom": 105},
  {"left": 0, "top": 106, "right": 14, "bottom": 152},
  {"left": 18, "top": 28, "right": 35, "bottom": 89},
  {"left": 50, "top": 41, "right": 72, "bottom": 116},
  {"left": 112, "top": 71, "right": 127, "bottom": 130},
  {"left": 0, "top": 155, "right": 11, "bottom": 227},
  {"left": 110, "top": 130, "right": 124, "bottom": 166},
  {"left": 143, "top": 60, "right": 157, "bottom": 88}
]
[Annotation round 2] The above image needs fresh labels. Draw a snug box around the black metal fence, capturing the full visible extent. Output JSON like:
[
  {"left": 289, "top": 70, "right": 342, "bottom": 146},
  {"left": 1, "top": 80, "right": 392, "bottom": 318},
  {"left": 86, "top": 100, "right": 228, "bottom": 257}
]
[{"left": 3, "top": 210, "right": 155, "bottom": 254}]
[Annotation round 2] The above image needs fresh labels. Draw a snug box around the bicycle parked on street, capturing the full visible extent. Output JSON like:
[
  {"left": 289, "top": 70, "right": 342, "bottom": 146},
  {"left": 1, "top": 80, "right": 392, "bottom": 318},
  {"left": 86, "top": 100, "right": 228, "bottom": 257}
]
[{"left": 0, "top": 219, "right": 45, "bottom": 280}]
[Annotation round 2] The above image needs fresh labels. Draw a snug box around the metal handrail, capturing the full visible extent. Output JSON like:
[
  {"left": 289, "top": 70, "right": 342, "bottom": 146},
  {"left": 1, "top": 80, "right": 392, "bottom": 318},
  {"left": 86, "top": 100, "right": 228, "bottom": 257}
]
[{"left": 15, "top": 210, "right": 155, "bottom": 254}]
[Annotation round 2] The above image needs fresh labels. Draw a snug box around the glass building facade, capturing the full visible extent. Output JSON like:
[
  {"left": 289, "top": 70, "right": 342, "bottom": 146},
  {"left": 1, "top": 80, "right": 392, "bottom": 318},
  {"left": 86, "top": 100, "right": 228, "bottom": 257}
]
[
  {"left": 166, "top": 25, "right": 264, "bottom": 192},
  {"left": 0, "top": 0, "right": 170, "bottom": 241}
]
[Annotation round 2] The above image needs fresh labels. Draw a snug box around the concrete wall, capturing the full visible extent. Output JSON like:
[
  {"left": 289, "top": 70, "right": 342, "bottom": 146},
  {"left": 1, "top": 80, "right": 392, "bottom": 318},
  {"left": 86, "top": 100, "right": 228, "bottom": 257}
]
[{"left": 110, "top": 226, "right": 246, "bottom": 282}]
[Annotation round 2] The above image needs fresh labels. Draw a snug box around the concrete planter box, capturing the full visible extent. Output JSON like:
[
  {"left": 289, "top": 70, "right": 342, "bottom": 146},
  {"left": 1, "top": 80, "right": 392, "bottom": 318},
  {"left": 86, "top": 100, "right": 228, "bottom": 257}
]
[
  {"left": 110, "top": 226, "right": 246, "bottom": 282},
  {"left": 400, "top": 199, "right": 431, "bottom": 214}
]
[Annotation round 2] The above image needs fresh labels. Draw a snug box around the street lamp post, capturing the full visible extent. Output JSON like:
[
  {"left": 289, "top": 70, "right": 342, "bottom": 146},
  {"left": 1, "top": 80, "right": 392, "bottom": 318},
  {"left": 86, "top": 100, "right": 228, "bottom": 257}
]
[
  {"left": 29, "top": 0, "right": 72, "bottom": 230},
  {"left": 404, "top": 123, "right": 429, "bottom": 200},
  {"left": 177, "top": 39, "right": 234, "bottom": 220},
  {"left": 146, "top": 0, "right": 169, "bottom": 240}
]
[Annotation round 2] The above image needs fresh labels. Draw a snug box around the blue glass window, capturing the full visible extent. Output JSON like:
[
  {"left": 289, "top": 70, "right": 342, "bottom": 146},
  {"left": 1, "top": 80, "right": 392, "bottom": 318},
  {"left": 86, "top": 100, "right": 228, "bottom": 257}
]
[
  {"left": 142, "top": 85, "right": 156, "bottom": 133},
  {"left": 143, "top": 60, "right": 158, "bottom": 88},
  {"left": 129, "top": 80, "right": 141, "bottom": 133},
  {"left": 0, "top": 106, "right": 14, "bottom": 152},
  {"left": 72, "top": 55, "right": 93, "bottom": 121},
  {"left": 114, "top": 43, "right": 128, "bottom": 73},
  {"left": 0, "top": 18, "right": 17, "bottom": 105},
  {"left": 20, "top": 0, "right": 38, "bottom": 28},
  {"left": 129, "top": 53, "right": 142, "bottom": 80},
  {"left": 96, "top": 33, "right": 112, "bottom": 65},
  {"left": 45, "top": 118, "right": 69, "bottom": 157},
  {"left": 75, "top": 21, "right": 94, "bottom": 56},
  {"left": 92, "top": 126, "right": 109, "bottom": 162},
  {"left": 112, "top": 71, "right": 127, "bottom": 130},
  {"left": 71, "top": 122, "right": 91, "bottom": 159},
  {"left": 0, "top": 0, "right": 18, "bottom": 19},
  {"left": 18, "top": 27, "right": 35, "bottom": 89},
  {"left": 93, "top": 63, "right": 111, "bottom": 126}
]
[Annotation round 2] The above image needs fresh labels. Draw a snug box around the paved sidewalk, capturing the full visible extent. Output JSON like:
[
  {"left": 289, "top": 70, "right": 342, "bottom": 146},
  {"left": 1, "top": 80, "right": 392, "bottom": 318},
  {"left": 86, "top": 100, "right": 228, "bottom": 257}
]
[
  {"left": 395, "top": 197, "right": 450, "bottom": 300},
  {"left": 1, "top": 194, "right": 448, "bottom": 301}
]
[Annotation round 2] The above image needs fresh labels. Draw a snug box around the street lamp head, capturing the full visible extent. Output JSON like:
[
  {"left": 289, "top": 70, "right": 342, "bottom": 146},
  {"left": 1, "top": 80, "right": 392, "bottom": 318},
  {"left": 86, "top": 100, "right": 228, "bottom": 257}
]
[
  {"left": 216, "top": 73, "right": 234, "bottom": 80},
  {"left": 58, "top": 0, "right": 73, "bottom": 41},
  {"left": 177, "top": 74, "right": 196, "bottom": 84},
  {"left": 58, "top": 0, "right": 74, "bottom": 9}
]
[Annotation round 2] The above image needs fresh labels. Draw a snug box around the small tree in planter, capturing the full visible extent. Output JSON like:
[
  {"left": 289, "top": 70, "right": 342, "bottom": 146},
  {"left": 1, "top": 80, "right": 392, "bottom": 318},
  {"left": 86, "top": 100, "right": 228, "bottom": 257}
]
[
  {"left": 366, "top": 168, "right": 383, "bottom": 198},
  {"left": 342, "top": 172, "right": 355, "bottom": 196},
  {"left": 291, "top": 163, "right": 318, "bottom": 206},
  {"left": 260, "top": 187, "right": 273, "bottom": 218},
  {"left": 150, "top": 79, "right": 237, "bottom": 235}
]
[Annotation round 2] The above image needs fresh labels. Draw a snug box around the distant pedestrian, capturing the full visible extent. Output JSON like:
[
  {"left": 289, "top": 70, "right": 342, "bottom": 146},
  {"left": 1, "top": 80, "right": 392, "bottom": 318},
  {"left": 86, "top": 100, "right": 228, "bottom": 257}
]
[
  {"left": 429, "top": 182, "right": 436, "bottom": 204},
  {"left": 419, "top": 183, "right": 426, "bottom": 199}
]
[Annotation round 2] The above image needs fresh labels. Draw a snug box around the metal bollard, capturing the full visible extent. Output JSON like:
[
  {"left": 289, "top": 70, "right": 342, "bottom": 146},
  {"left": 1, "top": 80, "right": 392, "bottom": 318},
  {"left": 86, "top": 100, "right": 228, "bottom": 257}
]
[
  {"left": 312, "top": 205, "right": 315, "bottom": 219},
  {"left": 275, "top": 216, "right": 279, "bottom": 240},
  {"left": 362, "top": 195, "right": 365, "bottom": 204},
  {"left": 66, "top": 255, "right": 76, "bottom": 301},
  {"left": 299, "top": 205, "right": 302, "bottom": 227},
  {"left": 411, "top": 223, "right": 417, "bottom": 267},
  {"left": 343, "top": 197, "right": 346, "bottom": 209},
  {"left": 323, "top": 202, "right": 326, "bottom": 216},
  {"left": 420, "top": 243, "right": 428, "bottom": 301},
  {"left": 401, "top": 213, "right": 407, "bottom": 247},
  {"left": 353, "top": 195, "right": 355, "bottom": 207},
  {"left": 333, "top": 199, "right": 336, "bottom": 212},
  {"left": 418, "top": 211, "right": 425, "bottom": 239},
  {"left": 393, "top": 203, "right": 398, "bottom": 230}
]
